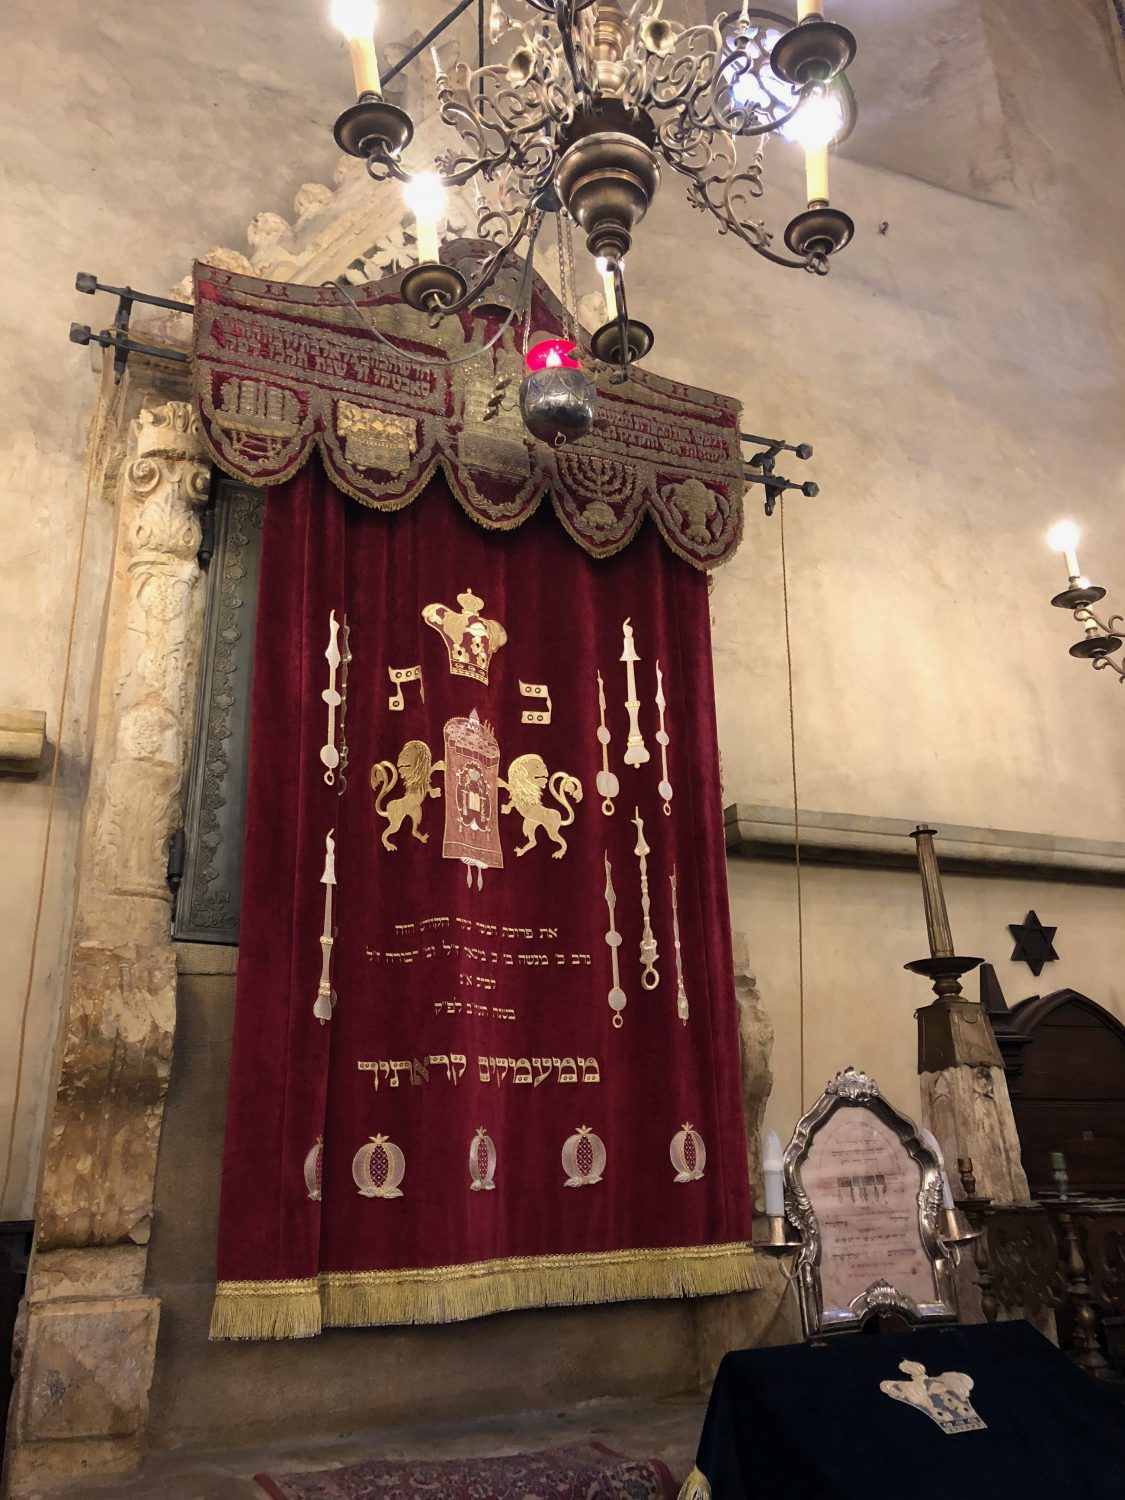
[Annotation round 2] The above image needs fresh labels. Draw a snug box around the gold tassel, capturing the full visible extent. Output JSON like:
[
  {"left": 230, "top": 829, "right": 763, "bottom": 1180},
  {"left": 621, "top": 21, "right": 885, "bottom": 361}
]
[
  {"left": 321, "top": 1243, "right": 760, "bottom": 1330},
  {"left": 677, "top": 1467, "right": 712, "bottom": 1500},
  {"left": 209, "top": 1278, "right": 322, "bottom": 1341},
  {"left": 211, "top": 1245, "right": 758, "bottom": 1340}
]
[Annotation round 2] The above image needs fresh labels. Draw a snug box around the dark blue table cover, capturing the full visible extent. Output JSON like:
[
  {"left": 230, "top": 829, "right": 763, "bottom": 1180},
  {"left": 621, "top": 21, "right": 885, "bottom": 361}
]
[{"left": 692, "top": 1321, "right": 1125, "bottom": 1499}]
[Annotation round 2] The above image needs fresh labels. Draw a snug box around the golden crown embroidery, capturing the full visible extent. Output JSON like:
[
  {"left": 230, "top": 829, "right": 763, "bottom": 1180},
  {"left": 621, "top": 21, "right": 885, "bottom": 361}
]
[{"left": 423, "top": 589, "right": 507, "bottom": 685}]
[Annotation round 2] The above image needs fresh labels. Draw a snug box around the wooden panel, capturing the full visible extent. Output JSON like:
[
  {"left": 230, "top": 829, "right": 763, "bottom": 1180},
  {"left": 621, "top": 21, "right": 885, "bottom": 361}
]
[{"left": 1011, "top": 998, "right": 1125, "bottom": 1195}]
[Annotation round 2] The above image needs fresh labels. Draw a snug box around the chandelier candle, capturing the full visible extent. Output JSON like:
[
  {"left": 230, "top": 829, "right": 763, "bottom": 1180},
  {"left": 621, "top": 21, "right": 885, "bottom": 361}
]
[
  {"left": 797, "top": 0, "right": 825, "bottom": 16},
  {"left": 331, "top": 0, "right": 382, "bottom": 98},
  {"left": 404, "top": 173, "right": 444, "bottom": 265},
  {"left": 596, "top": 257, "right": 619, "bottom": 322}
]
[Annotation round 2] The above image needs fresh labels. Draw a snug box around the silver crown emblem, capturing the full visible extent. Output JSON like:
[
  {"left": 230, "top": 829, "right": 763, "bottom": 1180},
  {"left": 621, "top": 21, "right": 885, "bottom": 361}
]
[{"left": 880, "top": 1360, "right": 987, "bottom": 1435}]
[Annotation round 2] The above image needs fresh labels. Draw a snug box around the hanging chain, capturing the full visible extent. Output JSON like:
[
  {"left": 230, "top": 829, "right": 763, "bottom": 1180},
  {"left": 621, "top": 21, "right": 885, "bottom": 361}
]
[
  {"left": 520, "top": 218, "right": 539, "bottom": 357},
  {"left": 556, "top": 209, "right": 579, "bottom": 347}
]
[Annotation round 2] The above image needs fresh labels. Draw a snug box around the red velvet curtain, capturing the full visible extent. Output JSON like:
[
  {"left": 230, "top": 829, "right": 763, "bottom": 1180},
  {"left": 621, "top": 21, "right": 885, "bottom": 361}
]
[{"left": 211, "top": 460, "right": 754, "bottom": 1338}]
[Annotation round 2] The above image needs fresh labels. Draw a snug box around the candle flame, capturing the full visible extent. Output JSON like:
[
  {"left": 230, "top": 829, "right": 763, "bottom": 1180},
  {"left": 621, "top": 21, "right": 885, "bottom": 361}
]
[
  {"left": 1047, "top": 520, "right": 1080, "bottom": 553},
  {"left": 330, "top": 0, "right": 376, "bottom": 41},
  {"left": 782, "top": 90, "right": 844, "bottom": 150}
]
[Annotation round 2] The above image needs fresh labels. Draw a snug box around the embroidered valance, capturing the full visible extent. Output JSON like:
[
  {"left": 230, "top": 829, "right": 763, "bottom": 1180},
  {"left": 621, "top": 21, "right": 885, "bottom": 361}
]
[{"left": 191, "top": 250, "right": 744, "bottom": 570}]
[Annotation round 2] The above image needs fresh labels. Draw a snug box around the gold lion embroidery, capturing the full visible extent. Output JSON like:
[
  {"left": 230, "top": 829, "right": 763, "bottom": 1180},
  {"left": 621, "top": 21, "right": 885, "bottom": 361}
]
[
  {"left": 370, "top": 740, "right": 444, "bottom": 851},
  {"left": 500, "top": 754, "right": 583, "bottom": 859}
]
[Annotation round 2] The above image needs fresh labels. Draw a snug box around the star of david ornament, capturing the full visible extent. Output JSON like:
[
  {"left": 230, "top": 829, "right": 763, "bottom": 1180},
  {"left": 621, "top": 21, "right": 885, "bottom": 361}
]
[{"left": 1008, "top": 910, "right": 1058, "bottom": 977}]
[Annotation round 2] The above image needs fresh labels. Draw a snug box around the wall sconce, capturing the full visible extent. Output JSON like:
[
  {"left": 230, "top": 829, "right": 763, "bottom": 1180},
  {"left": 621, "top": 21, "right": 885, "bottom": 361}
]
[{"left": 1047, "top": 522, "right": 1124, "bottom": 685}]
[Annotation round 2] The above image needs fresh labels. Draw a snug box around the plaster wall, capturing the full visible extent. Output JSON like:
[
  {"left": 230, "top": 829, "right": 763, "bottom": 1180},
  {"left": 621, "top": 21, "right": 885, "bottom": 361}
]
[{"left": 730, "top": 858, "right": 1125, "bottom": 1147}]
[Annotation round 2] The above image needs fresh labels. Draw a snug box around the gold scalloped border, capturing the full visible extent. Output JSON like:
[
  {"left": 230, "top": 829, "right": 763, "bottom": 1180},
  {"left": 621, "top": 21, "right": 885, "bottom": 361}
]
[
  {"left": 190, "top": 269, "right": 744, "bottom": 574},
  {"left": 209, "top": 1242, "right": 759, "bottom": 1341}
]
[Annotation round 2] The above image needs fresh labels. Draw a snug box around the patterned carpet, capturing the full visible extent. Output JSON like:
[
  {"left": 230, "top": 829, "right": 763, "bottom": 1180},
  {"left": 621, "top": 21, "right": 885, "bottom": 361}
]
[{"left": 254, "top": 1441, "right": 679, "bottom": 1499}]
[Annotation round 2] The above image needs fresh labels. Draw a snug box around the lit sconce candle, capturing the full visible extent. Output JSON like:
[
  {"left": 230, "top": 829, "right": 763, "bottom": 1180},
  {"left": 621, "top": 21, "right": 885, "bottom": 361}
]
[
  {"left": 595, "top": 256, "right": 620, "bottom": 322},
  {"left": 331, "top": 0, "right": 383, "bottom": 98},
  {"left": 404, "top": 172, "right": 446, "bottom": 265},
  {"left": 797, "top": 0, "right": 824, "bottom": 17},
  {"left": 1047, "top": 520, "right": 1082, "bottom": 583},
  {"left": 920, "top": 1128, "right": 955, "bottom": 1210},
  {"left": 783, "top": 90, "right": 843, "bottom": 207},
  {"left": 763, "top": 1128, "right": 785, "bottom": 1219}
]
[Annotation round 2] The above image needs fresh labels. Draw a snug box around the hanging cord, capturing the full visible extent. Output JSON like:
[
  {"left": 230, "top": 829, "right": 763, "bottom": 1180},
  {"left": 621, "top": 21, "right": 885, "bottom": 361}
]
[
  {"left": 779, "top": 495, "right": 806, "bottom": 1112},
  {"left": 335, "top": 212, "right": 544, "bottom": 369},
  {"left": 1, "top": 439, "right": 97, "bottom": 1207}
]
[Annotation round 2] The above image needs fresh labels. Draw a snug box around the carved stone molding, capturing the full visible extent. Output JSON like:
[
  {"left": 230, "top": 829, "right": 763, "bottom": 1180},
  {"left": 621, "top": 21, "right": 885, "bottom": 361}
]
[
  {"left": 35, "top": 945, "right": 177, "bottom": 1251},
  {"left": 79, "top": 401, "right": 209, "bottom": 946},
  {"left": 5, "top": 398, "right": 207, "bottom": 1496}
]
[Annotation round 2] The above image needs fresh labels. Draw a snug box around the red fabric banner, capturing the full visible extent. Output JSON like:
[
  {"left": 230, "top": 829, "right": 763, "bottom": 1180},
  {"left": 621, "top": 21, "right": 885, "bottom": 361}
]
[{"left": 210, "top": 461, "right": 755, "bottom": 1339}]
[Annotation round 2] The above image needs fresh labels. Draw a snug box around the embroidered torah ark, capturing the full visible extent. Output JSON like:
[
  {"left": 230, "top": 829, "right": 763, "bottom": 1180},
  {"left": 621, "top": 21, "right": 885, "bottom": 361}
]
[{"left": 198, "top": 257, "right": 756, "bottom": 1337}]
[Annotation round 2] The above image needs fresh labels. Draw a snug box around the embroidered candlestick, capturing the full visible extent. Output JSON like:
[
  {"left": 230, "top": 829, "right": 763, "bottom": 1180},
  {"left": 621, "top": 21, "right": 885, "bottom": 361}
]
[{"left": 620, "top": 618, "right": 650, "bottom": 767}]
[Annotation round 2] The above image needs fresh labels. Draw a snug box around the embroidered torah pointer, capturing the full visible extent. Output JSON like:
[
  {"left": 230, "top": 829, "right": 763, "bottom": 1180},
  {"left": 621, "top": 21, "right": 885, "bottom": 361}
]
[
  {"left": 604, "top": 852, "right": 627, "bottom": 1027},
  {"left": 320, "top": 610, "right": 343, "bottom": 785},
  {"left": 620, "top": 618, "right": 650, "bottom": 767},
  {"left": 313, "top": 828, "right": 337, "bottom": 1022},
  {"left": 595, "top": 669, "right": 619, "bottom": 816},
  {"left": 336, "top": 615, "right": 352, "bottom": 792},
  {"left": 655, "top": 659, "right": 673, "bottom": 816},
  {"left": 670, "top": 866, "right": 689, "bottom": 1024},
  {"left": 632, "top": 806, "right": 660, "bottom": 990}
]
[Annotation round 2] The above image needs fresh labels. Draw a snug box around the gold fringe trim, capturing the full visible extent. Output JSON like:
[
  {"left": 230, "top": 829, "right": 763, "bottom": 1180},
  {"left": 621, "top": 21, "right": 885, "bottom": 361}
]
[
  {"left": 210, "top": 1244, "right": 759, "bottom": 1340},
  {"left": 209, "top": 1277, "right": 322, "bottom": 1341},
  {"left": 677, "top": 1466, "right": 712, "bottom": 1500}
]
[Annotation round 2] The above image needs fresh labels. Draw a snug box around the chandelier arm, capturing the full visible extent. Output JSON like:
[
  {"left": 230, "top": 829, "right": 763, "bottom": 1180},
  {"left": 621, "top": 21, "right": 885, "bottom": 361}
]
[
  {"left": 664, "top": 140, "right": 825, "bottom": 272},
  {"left": 334, "top": 212, "right": 544, "bottom": 370},
  {"left": 427, "top": 202, "right": 540, "bottom": 317}
]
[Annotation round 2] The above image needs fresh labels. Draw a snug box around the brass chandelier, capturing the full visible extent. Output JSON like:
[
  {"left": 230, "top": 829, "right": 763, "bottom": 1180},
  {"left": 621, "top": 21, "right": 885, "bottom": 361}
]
[{"left": 330, "top": 0, "right": 857, "bottom": 374}]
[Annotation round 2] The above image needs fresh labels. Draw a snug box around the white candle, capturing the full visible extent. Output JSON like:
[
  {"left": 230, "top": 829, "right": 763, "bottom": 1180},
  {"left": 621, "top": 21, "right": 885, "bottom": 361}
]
[
  {"left": 404, "top": 173, "right": 446, "bottom": 265},
  {"left": 595, "top": 256, "right": 619, "bottom": 322},
  {"left": 797, "top": 0, "right": 823, "bottom": 18},
  {"left": 805, "top": 145, "right": 829, "bottom": 206},
  {"left": 331, "top": 0, "right": 383, "bottom": 98},
  {"left": 1047, "top": 520, "right": 1082, "bottom": 582},
  {"left": 763, "top": 1128, "right": 785, "bottom": 1218},
  {"left": 920, "top": 1127, "right": 955, "bottom": 1210}
]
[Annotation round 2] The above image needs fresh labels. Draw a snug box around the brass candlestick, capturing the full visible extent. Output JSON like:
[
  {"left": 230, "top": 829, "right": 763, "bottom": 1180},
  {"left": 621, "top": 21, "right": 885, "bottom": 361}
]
[{"left": 758, "top": 1213, "right": 802, "bottom": 1258}]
